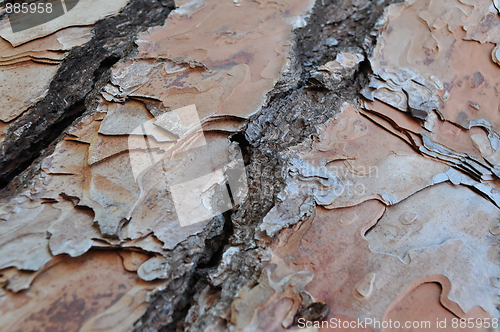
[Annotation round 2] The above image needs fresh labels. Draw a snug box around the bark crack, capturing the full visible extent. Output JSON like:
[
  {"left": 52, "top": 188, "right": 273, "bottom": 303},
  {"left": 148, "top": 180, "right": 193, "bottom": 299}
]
[{"left": 0, "top": 0, "right": 176, "bottom": 188}]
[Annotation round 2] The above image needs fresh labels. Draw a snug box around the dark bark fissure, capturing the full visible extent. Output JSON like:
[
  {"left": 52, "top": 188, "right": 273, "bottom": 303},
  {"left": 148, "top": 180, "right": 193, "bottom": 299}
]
[
  {"left": 134, "top": 0, "right": 404, "bottom": 331},
  {"left": 0, "top": 0, "right": 176, "bottom": 188},
  {"left": 160, "top": 210, "right": 235, "bottom": 332}
]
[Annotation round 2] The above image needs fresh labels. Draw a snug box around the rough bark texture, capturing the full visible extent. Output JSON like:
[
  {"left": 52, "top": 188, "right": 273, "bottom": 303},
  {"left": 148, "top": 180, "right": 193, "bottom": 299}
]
[
  {"left": 0, "top": 0, "right": 394, "bottom": 329},
  {"left": 0, "top": 0, "right": 176, "bottom": 187},
  {"left": 4, "top": 0, "right": 499, "bottom": 331},
  {"left": 127, "top": 0, "right": 400, "bottom": 330},
  {"left": 0, "top": 0, "right": 397, "bottom": 329}
]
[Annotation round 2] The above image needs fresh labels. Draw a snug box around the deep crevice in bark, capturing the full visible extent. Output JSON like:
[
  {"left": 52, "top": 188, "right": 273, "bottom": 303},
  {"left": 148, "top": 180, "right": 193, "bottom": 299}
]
[
  {"left": 131, "top": 1, "right": 404, "bottom": 331},
  {"left": 0, "top": 0, "right": 176, "bottom": 188},
  {"left": 173, "top": 0, "right": 404, "bottom": 331},
  {"left": 161, "top": 211, "right": 235, "bottom": 332}
]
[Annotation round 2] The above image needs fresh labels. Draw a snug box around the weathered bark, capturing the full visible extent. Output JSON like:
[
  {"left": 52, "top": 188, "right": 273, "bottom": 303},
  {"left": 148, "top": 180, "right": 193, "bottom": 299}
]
[
  {"left": 0, "top": 0, "right": 176, "bottom": 188},
  {"left": 2, "top": 0, "right": 500, "bottom": 331}
]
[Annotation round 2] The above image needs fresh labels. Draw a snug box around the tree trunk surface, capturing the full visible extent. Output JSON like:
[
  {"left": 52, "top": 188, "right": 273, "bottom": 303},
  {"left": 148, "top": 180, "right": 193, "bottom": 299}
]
[{"left": 1, "top": 0, "right": 499, "bottom": 331}]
